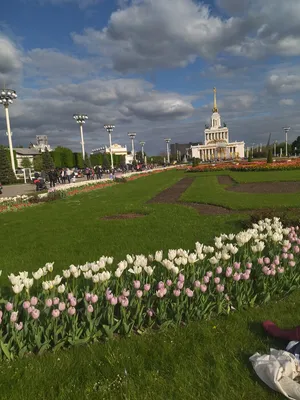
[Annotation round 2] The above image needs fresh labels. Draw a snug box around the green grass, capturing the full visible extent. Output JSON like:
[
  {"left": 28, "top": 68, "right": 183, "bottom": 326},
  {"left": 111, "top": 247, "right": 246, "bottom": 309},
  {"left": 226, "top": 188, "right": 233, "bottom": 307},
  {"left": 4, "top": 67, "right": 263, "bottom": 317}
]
[
  {"left": 181, "top": 175, "right": 300, "bottom": 210},
  {"left": 1, "top": 169, "right": 299, "bottom": 400},
  {"left": 230, "top": 170, "right": 300, "bottom": 183}
]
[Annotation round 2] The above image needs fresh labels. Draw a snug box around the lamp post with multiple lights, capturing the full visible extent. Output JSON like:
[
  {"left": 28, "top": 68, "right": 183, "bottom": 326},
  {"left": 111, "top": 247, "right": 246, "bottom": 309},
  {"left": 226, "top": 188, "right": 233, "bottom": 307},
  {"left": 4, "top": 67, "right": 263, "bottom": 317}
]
[
  {"left": 73, "top": 114, "right": 88, "bottom": 160},
  {"left": 0, "top": 89, "right": 17, "bottom": 174},
  {"left": 140, "top": 141, "right": 145, "bottom": 160},
  {"left": 128, "top": 132, "right": 137, "bottom": 161},
  {"left": 104, "top": 124, "right": 115, "bottom": 169},
  {"left": 165, "top": 138, "right": 171, "bottom": 164},
  {"left": 283, "top": 127, "right": 291, "bottom": 157}
]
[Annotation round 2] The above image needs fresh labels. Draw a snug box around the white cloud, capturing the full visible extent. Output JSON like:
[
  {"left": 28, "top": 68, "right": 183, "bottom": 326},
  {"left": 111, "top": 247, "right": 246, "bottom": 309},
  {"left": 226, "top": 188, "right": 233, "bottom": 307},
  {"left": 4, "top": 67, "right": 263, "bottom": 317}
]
[
  {"left": 0, "top": 34, "right": 22, "bottom": 85},
  {"left": 279, "top": 99, "right": 295, "bottom": 106},
  {"left": 266, "top": 71, "right": 300, "bottom": 94}
]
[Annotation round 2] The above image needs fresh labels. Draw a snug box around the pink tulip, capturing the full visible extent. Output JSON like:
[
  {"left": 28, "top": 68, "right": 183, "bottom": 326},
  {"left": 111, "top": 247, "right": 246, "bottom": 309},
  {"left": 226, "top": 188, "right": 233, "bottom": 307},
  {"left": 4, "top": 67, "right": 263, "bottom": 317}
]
[
  {"left": 10, "top": 312, "right": 18, "bottom": 322},
  {"left": 15, "top": 322, "right": 23, "bottom": 331},
  {"left": 67, "top": 292, "right": 74, "bottom": 300},
  {"left": 173, "top": 289, "right": 181, "bottom": 297},
  {"left": 293, "top": 246, "right": 300, "bottom": 254},
  {"left": 5, "top": 302, "right": 13, "bottom": 312},
  {"left": 122, "top": 289, "right": 130, "bottom": 297},
  {"left": 157, "top": 281, "right": 165, "bottom": 289},
  {"left": 31, "top": 309, "right": 40, "bottom": 320},
  {"left": 58, "top": 302, "right": 66, "bottom": 311},
  {"left": 289, "top": 261, "right": 296, "bottom": 267},
  {"left": 136, "top": 290, "right": 143, "bottom": 298},
  {"left": 87, "top": 305, "right": 93, "bottom": 313},
  {"left": 214, "top": 277, "right": 220, "bottom": 284},
  {"left": 246, "top": 262, "right": 252, "bottom": 269},
  {"left": 288, "top": 253, "right": 294, "bottom": 260},
  {"left": 278, "top": 267, "right": 285, "bottom": 273},
  {"left": 270, "top": 270, "right": 276, "bottom": 276},
  {"left": 70, "top": 298, "right": 77, "bottom": 307},
  {"left": 120, "top": 297, "right": 129, "bottom": 307},
  {"left": 30, "top": 297, "right": 38, "bottom": 306},
  {"left": 257, "top": 258, "right": 264, "bottom": 265},
  {"left": 178, "top": 273, "right": 185, "bottom": 282},
  {"left": 27, "top": 306, "right": 34, "bottom": 314},
  {"left": 110, "top": 297, "right": 118, "bottom": 306},
  {"left": 233, "top": 273, "right": 241, "bottom": 281},
  {"left": 23, "top": 301, "right": 31, "bottom": 310},
  {"left": 200, "top": 284, "right": 207, "bottom": 293},
  {"left": 45, "top": 298, "right": 53, "bottom": 307},
  {"left": 85, "top": 293, "right": 92, "bottom": 302},
  {"left": 266, "top": 270, "right": 271, "bottom": 276},
  {"left": 216, "top": 266, "right": 222, "bottom": 274},
  {"left": 133, "top": 280, "right": 141, "bottom": 289},
  {"left": 105, "top": 289, "right": 113, "bottom": 301},
  {"left": 144, "top": 284, "right": 151, "bottom": 292},
  {"left": 262, "top": 266, "right": 269, "bottom": 274},
  {"left": 282, "top": 247, "right": 288, "bottom": 253},
  {"left": 203, "top": 276, "right": 210, "bottom": 284},
  {"left": 147, "top": 309, "right": 154, "bottom": 317},
  {"left": 264, "top": 257, "right": 270, "bottom": 265},
  {"left": 225, "top": 267, "right": 232, "bottom": 278},
  {"left": 225, "top": 294, "right": 230, "bottom": 301},
  {"left": 270, "top": 263, "right": 276, "bottom": 270},
  {"left": 185, "top": 288, "right": 194, "bottom": 297},
  {"left": 206, "top": 271, "right": 213, "bottom": 278},
  {"left": 91, "top": 294, "right": 98, "bottom": 304},
  {"left": 194, "top": 280, "right": 201, "bottom": 288},
  {"left": 216, "top": 284, "right": 224, "bottom": 293},
  {"left": 177, "top": 281, "right": 184, "bottom": 290},
  {"left": 52, "top": 309, "right": 60, "bottom": 318},
  {"left": 166, "top": 279, "right": 173, "bottom": 287},
  {"left": 68, "top": 307, "right": 76, "bottom": 316},
  {"left": 242, "top": 273, "right": 250, "bottom": 280},
  {"left": 53, "top": 297, "right": 59, "bottom": 305},
  {"left": 282, "top": 253, "right": 288, "bottom": 259},
  {"left": 234, "top": 262, "right": 240, "bottom": 270},
  {"left": 274, "top": 258, "right": 280, "bottom": 266}
]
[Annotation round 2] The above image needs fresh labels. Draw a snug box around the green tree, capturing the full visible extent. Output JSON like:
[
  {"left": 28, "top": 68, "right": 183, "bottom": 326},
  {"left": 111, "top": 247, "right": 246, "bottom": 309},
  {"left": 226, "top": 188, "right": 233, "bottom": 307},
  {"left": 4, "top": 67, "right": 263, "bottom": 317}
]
[
  {"left": 102, "top": 153, "right": 110, "bottom": 170},
  {"left": 84, "top": 153, "right": 92, "bottom": 168},
  {"left": 21, "top": 158, "right": 32, "bottom": 169},
  {"left": 74, "top": 153, "right": 84, "bottom": 169},
  {"left": 52, "top": 147, "right": 74, "bottom": 168},
  {"left": 0, "top": 146, "right": 16, "bottom": 184},
  {"left": 42, "top": 149, "right": 55, "bottom": 171},
  {"left": 292, "top": 136, "right": 300, "bottom": 155},
  {"left": 33, "top": 155, "right": 43, "bottom": 171},
  {"left": 267, "top": 148, "right": 273, "bottom": 163},
  {"left": 248, "top": 153, "right": 252, "bottom": 162}
]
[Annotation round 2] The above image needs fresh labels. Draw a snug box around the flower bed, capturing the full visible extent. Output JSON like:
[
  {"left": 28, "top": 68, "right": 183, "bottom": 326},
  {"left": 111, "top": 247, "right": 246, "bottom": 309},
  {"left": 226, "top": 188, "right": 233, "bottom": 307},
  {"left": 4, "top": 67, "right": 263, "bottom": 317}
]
[
  {"left": 0, "top": 217, "right": 300, "bottom": 359},
  {"left": 187, "top": 160, "right": 300, "bottom": 172}
]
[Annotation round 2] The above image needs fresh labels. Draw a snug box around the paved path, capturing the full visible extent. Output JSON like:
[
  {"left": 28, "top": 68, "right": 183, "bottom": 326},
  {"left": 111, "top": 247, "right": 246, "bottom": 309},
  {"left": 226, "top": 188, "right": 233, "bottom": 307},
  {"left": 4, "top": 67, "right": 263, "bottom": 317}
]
[{"left": 0, "top": 183, "right": 34, "bottom": 198}]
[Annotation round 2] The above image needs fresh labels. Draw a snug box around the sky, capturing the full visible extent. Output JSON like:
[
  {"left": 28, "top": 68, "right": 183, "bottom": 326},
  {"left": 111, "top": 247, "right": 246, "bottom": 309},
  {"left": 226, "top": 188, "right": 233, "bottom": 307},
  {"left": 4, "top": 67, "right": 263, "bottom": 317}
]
[{"left": 0, "top": 0, "right": 300, "bottom": 155}]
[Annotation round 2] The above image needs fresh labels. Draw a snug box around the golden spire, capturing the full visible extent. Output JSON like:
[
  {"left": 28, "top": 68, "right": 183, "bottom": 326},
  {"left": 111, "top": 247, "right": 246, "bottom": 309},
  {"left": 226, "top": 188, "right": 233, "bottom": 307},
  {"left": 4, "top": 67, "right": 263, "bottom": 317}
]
[{"left": 212, "top": 87, "right": 218, "bottom": 113}]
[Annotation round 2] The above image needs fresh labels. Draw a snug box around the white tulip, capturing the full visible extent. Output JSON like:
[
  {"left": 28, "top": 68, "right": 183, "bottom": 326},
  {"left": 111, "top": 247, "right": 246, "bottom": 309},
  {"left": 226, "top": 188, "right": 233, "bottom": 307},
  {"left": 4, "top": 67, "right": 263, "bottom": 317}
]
[
  {"left": 53, "top": 275, "right": 62, "bottom": 285},
  {"left": 118, "top": 261, "right": 128, "bottom": 271},
  {"left": 98, "top": 260, "right": 106, "bottom": 269},
  {"left": 8, "top": 274, "right": 21, "bottom": 286},
  {"left": 181, "top": 257, "right": 188, "bottom": 266},
  {"left": 45, "top": 263, "right": 54, "bottom": 272},
  {"left": 155, "top": 251, "right": 163, "bottom": 262},
  {"left": 168, "top": 249, "right": 177, "bottom": 261},
  {"left": 209, "top": 256, "right": 218, "bottom": 265},
  {"left": 107, "top": 257, "right": 113, "bottom": 265},
  {"left": 19, "top": 271, "right": 29, "bottom": 280},
  {"left": 126, "top": 254, "right": 134, "bottom": 264},
  {"left": 12, "top": 283, "right": 24, "bottom": 294},
  {"left": 63, "top": 270, "right": 71, "bottom": 279},
  {"left": 58, "top": 284, "right": 65, "bottom": 293},
  {"left": 42, "top": 281, "right": 50, "bottom": 290},
  {"left": 115, "top": 268, "right": 123, "bottom": 278},
  {"left": 188, "top": 253, "right": 197, "bottom": 264},
  {"left": 69, "top": 265, "right": 77, "bottom": 274},
  {"left": 92, "top": 274, "right": 100, "bottom": 283},
  {"left": 171, "top": 266, "right": 179, "bottom": 275},
  {"left": 128, "top": 266, "right": 142, "bottom": 275},
  {"left": 23, "top": 278, "right": 34, "bottom": 289},
  {"left": 144, "top": 266, "right": 154, "bottom": 276},
  {"left": 91, "top": 264, "right": 100, "bottom": 273},
  {"left": 84, "top": 270, "right": 93, "bottom": 279}
]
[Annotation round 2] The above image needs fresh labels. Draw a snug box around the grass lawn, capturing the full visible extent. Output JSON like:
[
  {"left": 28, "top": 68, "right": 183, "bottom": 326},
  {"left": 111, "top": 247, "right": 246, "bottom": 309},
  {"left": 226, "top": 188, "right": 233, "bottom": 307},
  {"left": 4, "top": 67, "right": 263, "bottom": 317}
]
[
  {"left": 230, "top": 170, "right": 300, "bottom": 183},
  {"left": 181, "top": 175, "right": 300, "bottom": 210},
  {"left": 0, "top": 169, "right": 299, "bottom": 399}
]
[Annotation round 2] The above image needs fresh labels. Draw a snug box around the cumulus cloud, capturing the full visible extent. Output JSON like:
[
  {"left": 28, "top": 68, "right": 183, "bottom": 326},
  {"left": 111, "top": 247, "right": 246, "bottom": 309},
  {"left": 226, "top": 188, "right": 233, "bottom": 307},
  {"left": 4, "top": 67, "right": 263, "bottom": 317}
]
[
  {"left": 0, "top": 34, "right": 22, "bottom": 85},
  {"left": 266, "top": 71, "right": 300, "bottom": 94}
]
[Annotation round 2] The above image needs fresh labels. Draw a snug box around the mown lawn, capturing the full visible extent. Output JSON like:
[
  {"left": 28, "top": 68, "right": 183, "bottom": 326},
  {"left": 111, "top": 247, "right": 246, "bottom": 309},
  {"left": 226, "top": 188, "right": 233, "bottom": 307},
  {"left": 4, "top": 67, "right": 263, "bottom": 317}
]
[
  {"left": 0, "top": 169, "right": 298, "bottom": 400},
  {"left": 230, "top": 169, "right": 300, "bottom": 183},
  {"left": 181, "top": 175, "right": 300, "bottom": 210}
]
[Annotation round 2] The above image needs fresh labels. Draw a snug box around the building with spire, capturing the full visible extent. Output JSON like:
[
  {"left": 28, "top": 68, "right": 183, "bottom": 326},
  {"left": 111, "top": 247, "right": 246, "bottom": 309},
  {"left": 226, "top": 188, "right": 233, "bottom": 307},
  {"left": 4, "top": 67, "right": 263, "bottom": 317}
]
[{"left": 191, "top": 88, "right": 245, "bottom": 161}]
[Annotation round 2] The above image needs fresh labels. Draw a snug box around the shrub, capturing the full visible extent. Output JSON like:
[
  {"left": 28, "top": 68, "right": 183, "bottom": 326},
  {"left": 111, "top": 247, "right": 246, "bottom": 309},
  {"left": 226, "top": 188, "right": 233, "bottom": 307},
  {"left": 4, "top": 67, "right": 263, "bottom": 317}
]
[{"left": 267, "top": 149, "right": 273, "bottom": 164}]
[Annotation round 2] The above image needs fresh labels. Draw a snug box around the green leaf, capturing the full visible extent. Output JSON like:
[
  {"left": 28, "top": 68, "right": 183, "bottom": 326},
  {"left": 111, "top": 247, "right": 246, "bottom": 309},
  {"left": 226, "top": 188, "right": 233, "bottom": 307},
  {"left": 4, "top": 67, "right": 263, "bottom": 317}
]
[{"left": 0, "top": 341, "right": 12, "bottom": 360}]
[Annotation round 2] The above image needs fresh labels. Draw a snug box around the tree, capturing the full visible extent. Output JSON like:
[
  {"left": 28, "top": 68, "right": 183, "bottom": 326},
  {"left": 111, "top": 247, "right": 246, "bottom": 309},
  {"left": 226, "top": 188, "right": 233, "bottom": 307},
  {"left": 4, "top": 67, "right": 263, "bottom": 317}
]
[
  {"left": 267, "top": 148, "right": 273, "bottom": 163},
  {"left": 21, "top": 158, "right": 32, "bottom": 169},
  {"left": 0, "top": 146, "right": 16, "bottom": 184},
  {"left": 33, "top": 155, "right": 43, "bottom": 171},
  {"left": 292, "top": 136, "right": 300, "bottom": 154},
  {"left": 84, "top": 153, "right": 92, "bottom": 168},
  {"left": 102, "top": 153, "right": 110, "bottom": 170},
  {"left": 248, "top": 153, "right": 252, "bottom": 162},
  {"left": 74, "top": 153, "right": 84, "bottom": 169},
  {"left": 42, "top": 149, "right": 55, "bottom": 171},
  {"left": 52, "top": 146, "right": 74, "bottom": 168}
]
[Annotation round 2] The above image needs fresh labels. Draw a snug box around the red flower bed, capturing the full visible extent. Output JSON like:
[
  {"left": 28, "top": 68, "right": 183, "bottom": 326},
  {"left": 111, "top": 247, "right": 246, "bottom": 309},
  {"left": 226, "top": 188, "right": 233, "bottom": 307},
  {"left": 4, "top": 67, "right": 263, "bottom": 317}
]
[{"left": 187, "top": 160, "right": 300, "bottom": 172}]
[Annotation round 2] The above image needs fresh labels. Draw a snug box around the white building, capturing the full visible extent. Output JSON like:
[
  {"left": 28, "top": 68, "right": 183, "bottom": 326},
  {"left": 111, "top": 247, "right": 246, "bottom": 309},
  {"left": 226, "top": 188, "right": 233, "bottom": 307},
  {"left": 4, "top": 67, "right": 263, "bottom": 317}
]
[
  {"left": 30, "top": 135, "right": 52, "bottom": 152},
  {"left": 15, "top": 148, "right": 40, "bottom": 168},
  {"left": 191, "top": 88, "right": 245, "bottom": 161},
  {"left": 92, "top": 143, "right": 134, "bottom": 165}
]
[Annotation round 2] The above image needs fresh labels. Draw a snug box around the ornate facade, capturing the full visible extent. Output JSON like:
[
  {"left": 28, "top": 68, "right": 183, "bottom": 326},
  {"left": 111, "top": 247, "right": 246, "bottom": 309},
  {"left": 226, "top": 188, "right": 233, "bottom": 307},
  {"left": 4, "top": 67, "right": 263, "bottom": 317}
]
[{"left": 191, "top": 88, "right": 245, "bottom": 160}]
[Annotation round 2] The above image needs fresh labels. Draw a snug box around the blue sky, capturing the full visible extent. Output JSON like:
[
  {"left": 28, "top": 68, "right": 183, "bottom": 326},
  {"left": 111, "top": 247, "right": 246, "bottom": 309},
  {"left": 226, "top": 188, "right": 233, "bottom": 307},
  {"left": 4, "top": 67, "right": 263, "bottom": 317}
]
[{"left": 0, "top": 0, "right": 300, "bottom": 154}]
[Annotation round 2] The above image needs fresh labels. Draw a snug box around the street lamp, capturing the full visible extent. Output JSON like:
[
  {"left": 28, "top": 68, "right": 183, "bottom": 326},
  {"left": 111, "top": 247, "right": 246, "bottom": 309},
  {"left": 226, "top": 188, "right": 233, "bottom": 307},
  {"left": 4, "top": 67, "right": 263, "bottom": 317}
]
[
  {"left": 73, "top": 114, "right": 88, "bottom": 160},
  {"left": 0, "top": 89, "right": 17, "bottom": 174},
  {"left": 295, "top": 147, "right": 297, "bottom": 157},
  {"left": 165, "top": 138, "right": 171, "bottom": 164},
  {"left": 139, "top": 141, "right": 145, "bottom": 160},
  {"left": 104, "top": 124, "right": 115, "bottom": 169},
  {"left": 283, "top": 127, "right": 291, "bottom": 157},
  {"left": 273, "top": 140, "right": 277, "bottom": 157},
  {"left": 128, "top": 132, "right": 137, "bottom": 161}
]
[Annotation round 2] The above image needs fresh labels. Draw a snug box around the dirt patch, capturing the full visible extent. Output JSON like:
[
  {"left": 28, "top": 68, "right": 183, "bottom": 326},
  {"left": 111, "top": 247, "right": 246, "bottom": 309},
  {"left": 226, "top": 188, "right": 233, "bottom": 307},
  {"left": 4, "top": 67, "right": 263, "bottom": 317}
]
[
  {"left": 180, "top": 202, "right": 233, "bottom": 215},
  {"left": 147, "top": 177, "right": 195, "bottom": 204},
  {"left": 101, "top": 213, "right": 146, "bottom": 220},
  {"left": 218, "top": 175, "right": 236, "bottom": 186},
  {"left": 227, "top": 181, "right": 300, "bottom": 194}
]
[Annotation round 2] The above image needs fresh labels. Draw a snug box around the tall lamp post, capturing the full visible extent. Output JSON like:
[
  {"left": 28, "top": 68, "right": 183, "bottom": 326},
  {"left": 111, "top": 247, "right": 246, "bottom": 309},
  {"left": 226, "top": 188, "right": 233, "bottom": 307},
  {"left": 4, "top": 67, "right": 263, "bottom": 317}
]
[
  {"left": 283, "top": 127, "right": 291, "bottom": 157},
  {"left": 165, "top": 138, "right": 171, "bottom": 164},
  {"left": 273, "top": 140, "right": 277, "bottom": 157},
  {"left": 104, "top": 124, "right": 115, "bottom": 169},
  {"left": 128, "top": 132, "right": 137, "bottom": 161},
  {"left": 0, "top": 89, "right": 17, "bottom": 174},
  {"left": 73, "top": 114, "right": 88, "bottom": 160},
  {"left": 140, "top": 141, "right": 145, "bottom": 160}
]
